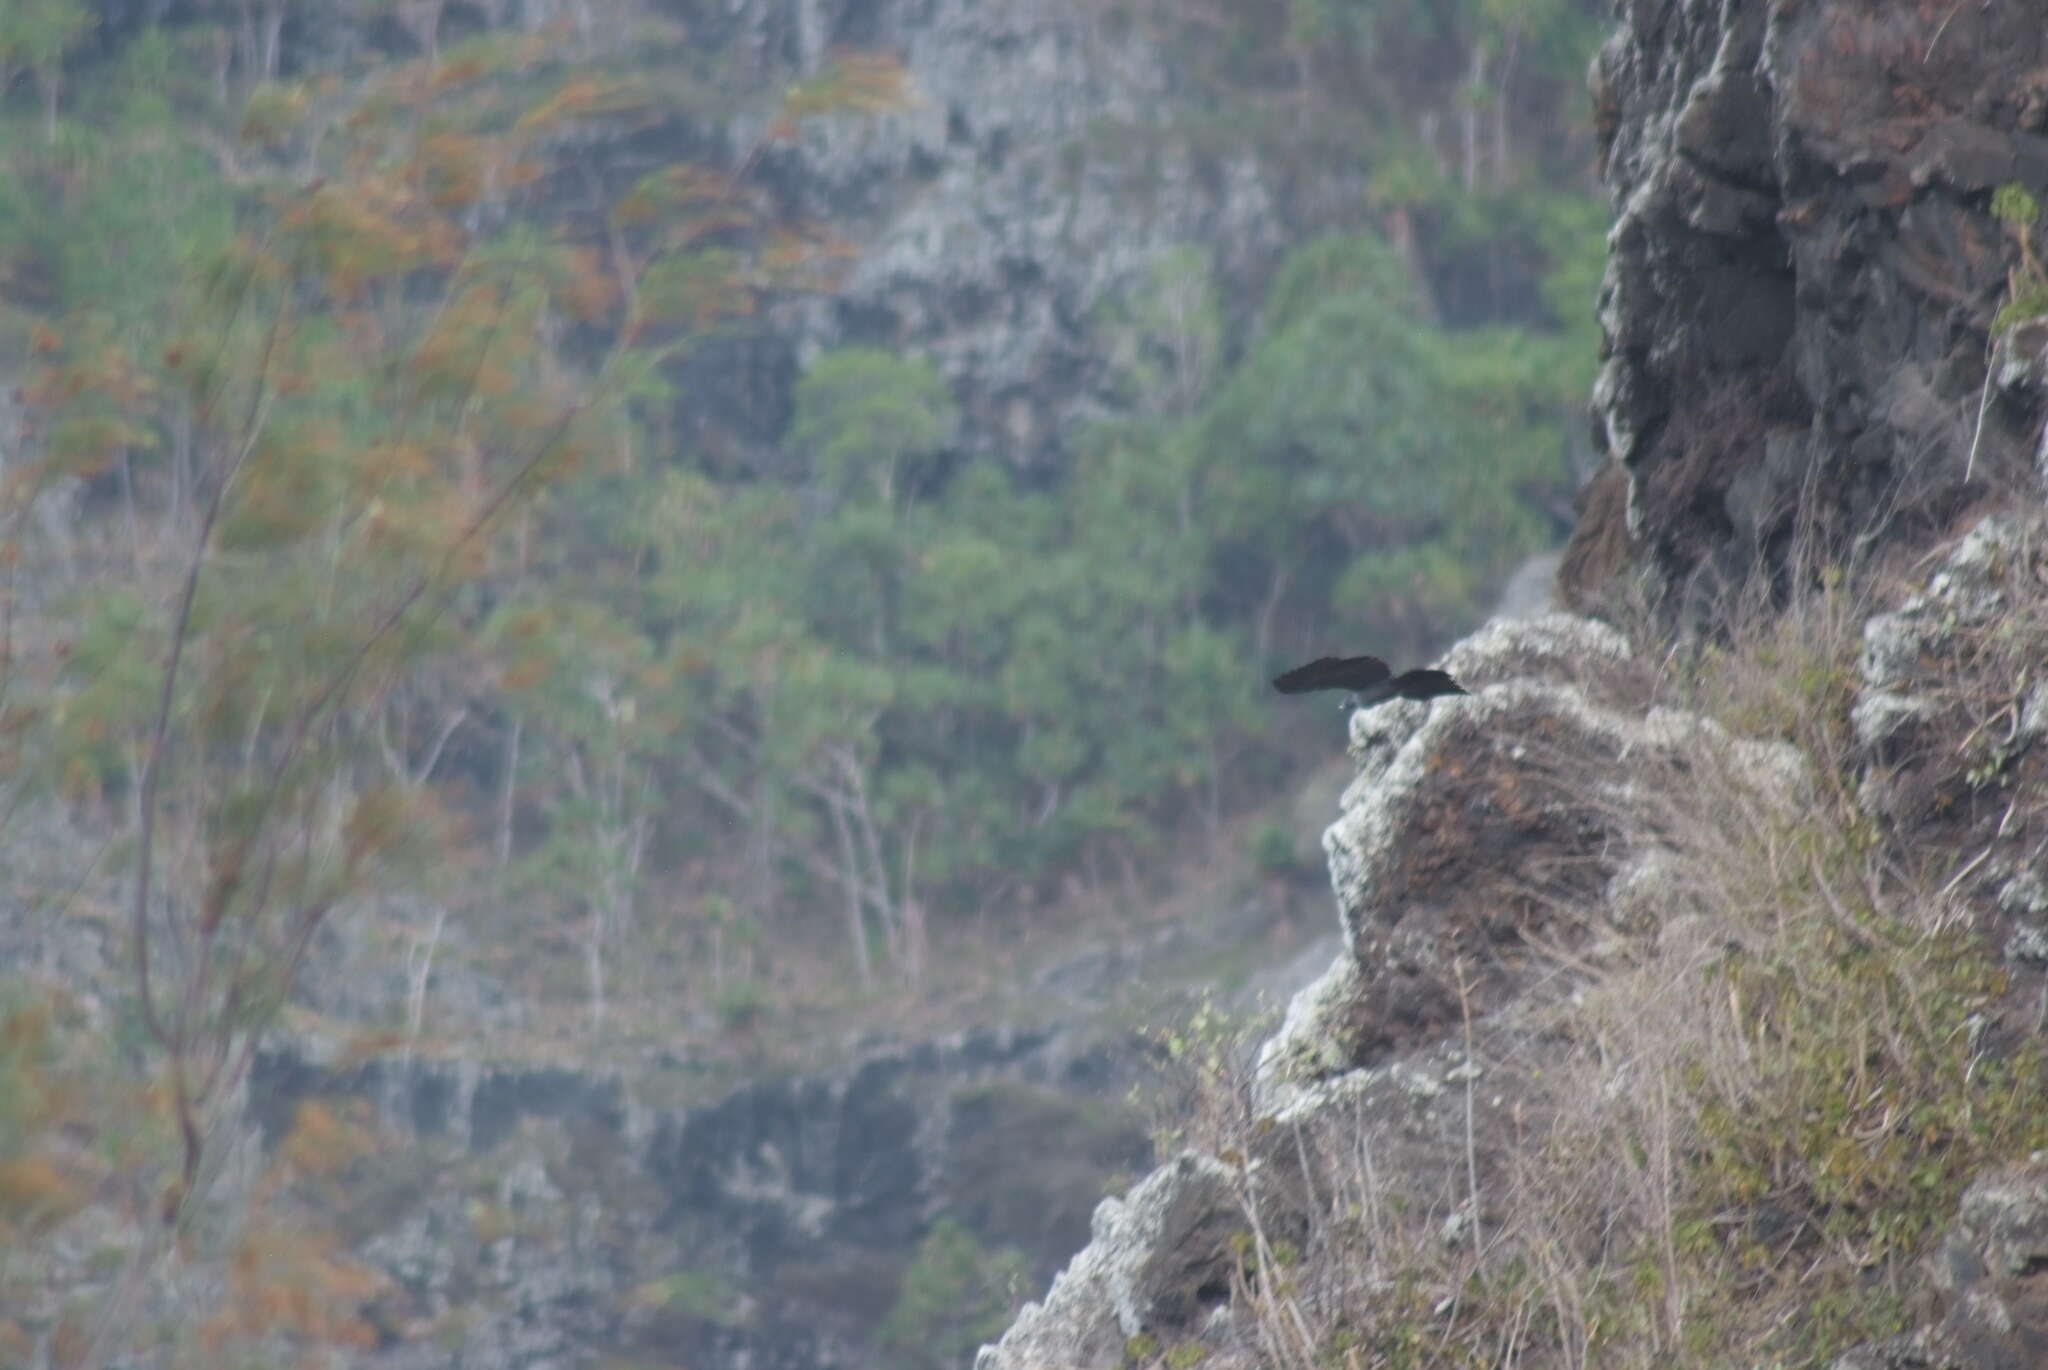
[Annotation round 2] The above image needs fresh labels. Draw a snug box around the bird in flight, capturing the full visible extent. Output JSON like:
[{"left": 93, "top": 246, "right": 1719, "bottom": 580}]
[{"left": 1271, "top": 655, "right": 1468, "bottom": 711}]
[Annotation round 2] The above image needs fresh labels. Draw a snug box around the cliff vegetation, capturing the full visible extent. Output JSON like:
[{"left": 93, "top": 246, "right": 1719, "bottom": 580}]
[{"left": 0, "top": 0, "right": 1613, "bottom": 1365}]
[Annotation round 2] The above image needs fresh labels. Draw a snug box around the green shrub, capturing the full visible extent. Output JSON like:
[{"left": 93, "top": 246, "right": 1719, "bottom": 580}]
[{"left": 877, "top": 1219, "right": 1029, "bottom": 1370}]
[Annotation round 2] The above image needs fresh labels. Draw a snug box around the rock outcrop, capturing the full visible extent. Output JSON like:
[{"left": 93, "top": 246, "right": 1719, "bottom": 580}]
[
  {"left": 232, "top": 1026, "right": 1149, "bottom": 1370},
  {"left": 980, "top": 519, "right": 2048, "bottom": 1367},
  {"left": 1565, "top": 0, "right": 2048, "bottom": 618},
  {"left": 1837, "top": 1155, "right": 2048, "bottom": 1370},
  {"left": 978, "top": 611, "right": 1810, "bottom": 1368},
  {"left": 762, "top": 0, "right": 1294, "bottom": 471}
]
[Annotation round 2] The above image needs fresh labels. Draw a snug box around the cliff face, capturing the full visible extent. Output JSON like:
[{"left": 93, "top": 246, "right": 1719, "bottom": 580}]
[
  {"left": 754, "top": 0, "right": 1293, "bottom": 470},
  {"left": 978, "top": 2, "right": 2048, "bottom": 1366},
  {"left": 1566, "top": 0, "right": 2048, "bottom": 615},
  {"left": 570, "top": 0, "right": 1296, "bottom": 472},
  {"left": 196, "top": 1028, "right": 1146, "bottom": 1370}
]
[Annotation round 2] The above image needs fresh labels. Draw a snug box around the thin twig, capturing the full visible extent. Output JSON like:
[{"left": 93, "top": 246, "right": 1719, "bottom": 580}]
[{"left": 1965, "top": 333, "right": 1997, "bottom": 482}]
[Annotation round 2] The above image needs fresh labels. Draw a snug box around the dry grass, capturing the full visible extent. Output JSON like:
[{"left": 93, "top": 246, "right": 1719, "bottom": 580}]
[{"left": 1161, "top": 514, "right": 2048, "bottom": 1370}]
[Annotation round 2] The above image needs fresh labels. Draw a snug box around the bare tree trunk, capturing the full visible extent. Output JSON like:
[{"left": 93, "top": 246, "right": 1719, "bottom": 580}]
[
  {"left": 404, "top": 906, "right": 446, "bottom": 1050},
  {"left": 211, "top": 28, "right": 233, "bottom": 105},
  {"left": 39, "top": 71, "right": 60, "bottom": 145},
  {"left": 1493, "top": 25, "right": 1522, "bottom": 188},
  {"left": 1253, "top": 560, "right": 1291, "bottom": 665},
  {"left": 1461, "top": 100, "right": 1479, "bottom": 193},
  {"left": 898, "top": 811, "right": 926, "bottom": 984},
  {"left": 827, "top": 795, "right": 873, "bottom": 987},
  {"left": 836, "top": 747, "right": 901, "bottom": 968},
  {"left": 1460, "top": 44, "right": 1487, "bottom": 193},
  {"left": 262, "top": 1, "right": 286, "bottom": 81},
  {"left": 496, "top": 716, "right": 521, "bottom": 866},
  {"left": 586, "top": 906, "right": 606, "bottom": 1028},
  {"left": 400, "top": 0, "right": 446, "bottom": 63}
]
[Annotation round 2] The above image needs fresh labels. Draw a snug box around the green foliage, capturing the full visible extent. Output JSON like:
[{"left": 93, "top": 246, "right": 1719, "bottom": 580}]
[
  {"left": 1992, "top": 279, "right": 2048, "bottom": 334},
  {"left": 1200, "top": 235, "right": 1561, "bottom": 657},
  {"left": 0, "top": 0, "right": 1606, "bottom": 1041},
  {"left": 1990, "top": 182, "right": 2047, "bottom": 333},
  {"left": 712, "top": 978, "right": 768, "bottom": 1031},
  {"left": 790, "top": 347, "right": 956, "bottom": 506},
  {"left": 1094, "top": 246, "right": 1224, "bottom": 418},
  {"left": 1991, "top": 182, "right": 2040, "bottom": 229},
  {"left": 627, "top": 1266, "right": 747, "bottom": 1325},
  {"left": 1245, "top": 818, "right": 1308, "bottom": 879},
  {"left": 1675, "top": 896, "right": 2048, "bottom": 1363},
  {"left": 0, "top": 0, "right": 92, "bottom": 80},
  {"left": 877, "top": 1219, "right": 1029, "bottom": 1370}
]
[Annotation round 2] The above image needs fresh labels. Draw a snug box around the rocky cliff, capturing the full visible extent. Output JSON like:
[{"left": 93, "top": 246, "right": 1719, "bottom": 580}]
[
  {"left": 233, "top": 1025, "right": 1147, "bottom": 1370},
  {"left": 578, "top": 0, "right": 1299, "bottom": 472},
  {"left": 980, "top": 531, "right": 2048, "bottom": 1370},
  {"left": 979, "top": 1, "right": 2048, "bottom": 1366},
  {"left": 1564, "top": 0, "right": 2048, "bottom": 618}
]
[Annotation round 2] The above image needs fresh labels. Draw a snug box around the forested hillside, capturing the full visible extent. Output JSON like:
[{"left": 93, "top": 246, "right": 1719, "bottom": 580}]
[
  {"left": 0, "top": 0, "right": 1608, "bottom": 1358},
  {"left": 3, "top": 0, "right": 1606, "bottom": 1018}
]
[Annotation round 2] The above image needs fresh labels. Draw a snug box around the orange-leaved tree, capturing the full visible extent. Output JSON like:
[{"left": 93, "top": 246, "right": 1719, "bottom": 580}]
[{"left": 2, "top": 36, "right": 641, "bottom": 1365}]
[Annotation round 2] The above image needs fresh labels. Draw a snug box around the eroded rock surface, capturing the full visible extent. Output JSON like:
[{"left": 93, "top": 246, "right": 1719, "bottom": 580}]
[
  {"left": 1836, "top": 1155, "right": 2048, "bottom": 1370},
  {"left": 979, "top": 612, "right": 1811, "bottom": 1367},
  {"left": 974, "top": 1154, "right": 1243, "bottom": 1370},
  {"left": 210, "top": 1029, "right": 1147, "bottom": 1370},
  {"left": 1566, "top": 0, "right": 2048, "bottom": 616}
]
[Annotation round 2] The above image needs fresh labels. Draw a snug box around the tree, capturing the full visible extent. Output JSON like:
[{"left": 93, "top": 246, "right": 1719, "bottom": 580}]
[
  {"left": 0, "top": 41, "right": 650, "bottom": 1362},
  {"left": 0, "top": 0, "right": 93, "bottom": 143},
  {"left": 493, "top": 598, "right": 658, "bottom": 1026},
  {"left": 790, "top": 347, "right": 956, "bottom": 511}
]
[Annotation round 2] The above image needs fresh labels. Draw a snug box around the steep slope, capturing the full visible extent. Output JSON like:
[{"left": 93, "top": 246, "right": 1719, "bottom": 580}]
[
  {"left": 1564, "top": 0, "right": 2048, "bottom": 617},
  {"left": 979, "top": 1, "right": 2048, "bottom": 1366}
]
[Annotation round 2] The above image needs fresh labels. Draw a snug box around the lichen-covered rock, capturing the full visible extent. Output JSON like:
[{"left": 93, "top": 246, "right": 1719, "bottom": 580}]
[
  {"left": 1835, "top": 1155, "right": 2048, "bottom": 1370},
  {"left": 1854, "top": 514, "right": 2034, "bottom": 750},
  {"left": 1566, "top": 0, "right": 2048, "bottom": 619},
  {"left": 781, "top": 0, "right": 1290, "bottom": 469},
  {"left": 973, "top": 1153, "right": 1242, "bottom": 1370},
  {"left": 1259, "top": 613, "right": 1796, "bottom": 1083},
  {"left": 217, "top": 1026, "right": 1151, "bottom": 1370},
  {"left": 1848, "top": 513, "right": 2048, "bottom": 858},
  {"left": 980, "top": 612, "right": 1819, "bottom": 1368}
]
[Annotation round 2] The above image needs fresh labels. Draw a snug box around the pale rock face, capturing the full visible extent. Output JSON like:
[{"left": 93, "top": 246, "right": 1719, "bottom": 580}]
[
  {"left": 973, "top": 1153, "right": 1241, "bottom": 1370},
  {"left": 764, "top": 0, "right": 1299, "bottom": 469},
  {"left": 1855, "top": 514, "right": 2035, "bottom": 751},
  {"left": 1835, "top": 1154, "right": 2048, "bottom": 1369},
  {"left": 982, "top": 612, "right": 1823, "bottom": 1365},
  {"left": 1261, "top": 612, "right": 1802, "bottom": 1112}
]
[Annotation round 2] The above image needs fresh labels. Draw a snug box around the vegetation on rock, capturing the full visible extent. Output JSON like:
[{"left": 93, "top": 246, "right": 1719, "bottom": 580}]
[{"left": 0, "top": 0, "right": 1608, "bottom": 1361}]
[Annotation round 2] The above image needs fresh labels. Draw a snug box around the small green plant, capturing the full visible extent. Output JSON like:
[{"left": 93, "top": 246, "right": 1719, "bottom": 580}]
[
  {"left": 1245, "top": 818, "right": 1308, "bottom": 880},
  {"left": 878, "top": 1219, "right": 1029, "bottom": 1370},
  {"left": 625, "top": 1267, "right": 746, "bottom": 1325},
  {"left": 1991, "top": 182, "right": 2048, "bottom": 332},
  {"left": 1143, "top": 995, "right": 1275, "bottom": 1155},
  {"left": 712, "top": 978, "right": 768, "bottom": 1032},
  {"left": 1991, "top": 182, "right": 2039, "bottom": 232}
]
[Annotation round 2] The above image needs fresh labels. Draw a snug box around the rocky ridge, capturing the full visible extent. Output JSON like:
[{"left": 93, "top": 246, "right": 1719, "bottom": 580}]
[
  {"left": 979, "top": 510, "right": 2048, "bottom": 1368},
  {"left": 1564, "top": 0, "right": 2048, "bottom": 618},
  {"left": 977, "top": 610, "right": 1772, "bottom": 1368},
  {"left": 977, "top": 0, "right": 2048, "bottom": 1358}
]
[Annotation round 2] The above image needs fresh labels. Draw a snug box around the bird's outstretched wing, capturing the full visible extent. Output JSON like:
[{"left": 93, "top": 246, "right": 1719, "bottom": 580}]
[
  {"left": 1387, "top": 668, "right": 1467, "bottom": 702},
  {"left": 1271, "top": 655, "right": 1393, "bottom": 694}
]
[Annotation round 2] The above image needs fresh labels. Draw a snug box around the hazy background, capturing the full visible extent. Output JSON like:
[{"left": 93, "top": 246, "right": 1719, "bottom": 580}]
[{"left": 0, "top": 0, "right": 1609, "bottom": 1363}]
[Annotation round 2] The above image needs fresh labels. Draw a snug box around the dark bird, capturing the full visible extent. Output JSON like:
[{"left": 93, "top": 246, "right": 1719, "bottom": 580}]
[{"left": 1271, "top": 655, "right": 1468, "bottom": 711}]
